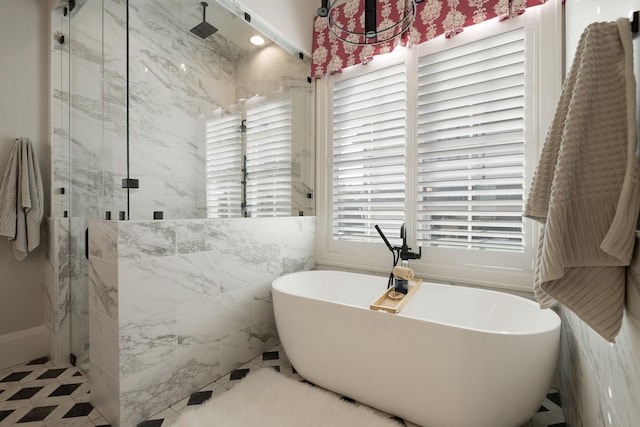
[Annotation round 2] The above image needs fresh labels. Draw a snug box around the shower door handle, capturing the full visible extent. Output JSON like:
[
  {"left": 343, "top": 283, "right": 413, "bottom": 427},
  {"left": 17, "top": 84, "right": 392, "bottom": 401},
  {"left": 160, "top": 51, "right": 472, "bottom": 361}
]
[{"left": 85, "top": 227, "right": 88, "bottom": 260}]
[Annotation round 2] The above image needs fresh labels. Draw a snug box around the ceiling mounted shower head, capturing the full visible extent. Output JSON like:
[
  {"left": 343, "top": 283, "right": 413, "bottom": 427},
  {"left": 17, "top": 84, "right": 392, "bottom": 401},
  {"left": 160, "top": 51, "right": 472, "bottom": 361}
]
[{"left": 191, "top": 2, "right": 218, "bottom": 39}]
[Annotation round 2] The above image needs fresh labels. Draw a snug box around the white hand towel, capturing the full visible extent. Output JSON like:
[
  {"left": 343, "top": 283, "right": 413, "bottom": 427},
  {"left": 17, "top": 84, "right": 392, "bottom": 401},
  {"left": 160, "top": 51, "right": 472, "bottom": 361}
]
[{"left": 0, "top": 138, "right": 44, "bottom": 261}]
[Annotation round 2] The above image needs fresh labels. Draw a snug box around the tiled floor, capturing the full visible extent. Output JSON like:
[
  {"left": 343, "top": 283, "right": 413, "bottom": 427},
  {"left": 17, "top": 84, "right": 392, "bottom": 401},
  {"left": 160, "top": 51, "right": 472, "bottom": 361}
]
[
  {"left": 0, "top": 346, "right": 566, "bottom": 427},
  {"left": 0, "top": 356, "right": 108, "bottom": 426}
]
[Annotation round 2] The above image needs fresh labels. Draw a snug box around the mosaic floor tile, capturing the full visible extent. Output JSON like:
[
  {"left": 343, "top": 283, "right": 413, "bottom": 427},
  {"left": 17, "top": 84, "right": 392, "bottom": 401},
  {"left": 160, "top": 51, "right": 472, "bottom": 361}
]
[
  {"left": 0, "top": 373, "right": 30, "bottom": 383},
  {"left": 48, "top": 383, "right": 82, "bottom": 398},
  {"left": 228, "top": 368, "right": 250, "bottom": 380},
  {"left": 36, "top": 370, "right": 67, "bottom": 381},
  {"left": 62, "top": 402, "right": 93, "bottom": 418},
  {"left": 16, "top": 405, "right": 56, "bottom": 422},
  {"left": 7, "top": 387, "right": 42, "bottom": 401},
  {"left": 262, "top": 351, "right": 279, "bottom": 360},
  {"left": 0, "top": 410, "right": 14, "bottom": 422},
  {"left": 26, "top": 358, "right": 49, "bottom": 366},
  {"left": 186, "top": 391, "right": 212, "bottom": 406}
]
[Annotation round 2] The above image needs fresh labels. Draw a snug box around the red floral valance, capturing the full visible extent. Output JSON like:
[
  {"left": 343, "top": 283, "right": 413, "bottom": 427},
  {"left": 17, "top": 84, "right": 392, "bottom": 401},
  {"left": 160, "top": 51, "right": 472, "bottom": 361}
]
[{"left": 311, "top": 0, "right": 548, "bottom": 78}]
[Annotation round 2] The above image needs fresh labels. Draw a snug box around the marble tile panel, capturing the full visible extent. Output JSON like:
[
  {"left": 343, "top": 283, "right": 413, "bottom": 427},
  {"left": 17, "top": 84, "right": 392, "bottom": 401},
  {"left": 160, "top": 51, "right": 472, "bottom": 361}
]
[
  {"left": 219, "top": 328, "right": 259, "bottom": 376},
  {"left": 70, "top": 276, "right": 90, "bottom": 371},
  {"left": 208, "top": 217, "right": 315, "bottom": 275},
  {"left": 594, "top": 315, "right": 640, "bottom": 427},
  {"left": 127, "top": 170, "right": 202, "bottom": 219},
  {"left": 119, "top": 342, "right": 221, "bottom": 426},
  {"left": 219, "top": 263, "right": 280, "bottom": 294},
  {"left": 44, "top": 221, "right": 57, "bottom": 330},
  {"left": 176, "top": 286, "right": 254, "bottom": 344},
  {"left": 69, "top": 217, "right": 88, "bottom": 282},
  {"left": 44, "top": 218, "right": 72, "bottom": 366},
  {"left": 88, "top": 220, "right": 118, "bottom": 261},
  {"left": 254, "top": 287, "right": 276, "bottom": 327},
  {"left": 118, "top": 252, "right": 220, "bottom": 315},
  {"left": 54, "top": 218, "right": 71, "bottom": 284},
  {"left": 87, "top": 361, "right": 120, "bottom": 426},
  {"left": 117, "top": 221, "right": 177, "bottom": 259},
  {"left": 88, "top": 257, "right": 118, "bottom": 320},
  {"left": 89, "top": 310, "right": 119, "bottom": 379},
  {"left": 245, "top": 320, "right": 280, "bottom": 355},
  {"left": 119, "top": 310, "right": 178, "bottom": 378},
  {"left": 69, "top": 0, "right": 104, "bottom": 65},
  {"left": 560, "top": 305, "right": 640, "bottom": 426},
  {"left": 170, "top": 337, "right": 222, "bottom": 395},
  {"left": 175, "top": 219, "right": 224, "bottom": 253},
  {"left": 56, "top": 280, "right": 71, "bottom": 363}
]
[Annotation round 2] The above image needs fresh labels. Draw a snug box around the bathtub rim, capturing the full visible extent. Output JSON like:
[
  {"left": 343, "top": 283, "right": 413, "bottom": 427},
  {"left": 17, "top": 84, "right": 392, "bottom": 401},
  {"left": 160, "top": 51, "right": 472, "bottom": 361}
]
[{"left": 272, "top": 269, "right": 561, "bottom": 337}]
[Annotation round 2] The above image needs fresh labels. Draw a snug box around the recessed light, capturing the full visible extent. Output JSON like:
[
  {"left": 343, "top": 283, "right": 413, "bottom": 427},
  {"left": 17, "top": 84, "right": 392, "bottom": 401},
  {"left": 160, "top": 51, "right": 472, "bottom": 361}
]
[{"left": 250, "top": 35, "right": 265, "bottom": 46}]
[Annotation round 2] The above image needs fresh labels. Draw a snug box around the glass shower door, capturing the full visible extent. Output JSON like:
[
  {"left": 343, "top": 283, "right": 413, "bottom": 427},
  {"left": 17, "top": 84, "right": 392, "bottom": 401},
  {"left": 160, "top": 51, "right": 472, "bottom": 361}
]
[{"left": 67, "top": 0, "right": 128, "bottom": 371}]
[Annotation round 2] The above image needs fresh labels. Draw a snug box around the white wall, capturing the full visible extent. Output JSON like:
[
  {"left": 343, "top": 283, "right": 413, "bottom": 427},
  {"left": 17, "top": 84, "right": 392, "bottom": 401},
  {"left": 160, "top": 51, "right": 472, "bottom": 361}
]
[
  {"left": 560, "top": 2, "right": 640, "bottom": 426},
  {"left": 0, "top": 0, "right": 50, "bottom": 368},
  {"left": 236, "top": 0, "right": 317, "bottom": 55}
]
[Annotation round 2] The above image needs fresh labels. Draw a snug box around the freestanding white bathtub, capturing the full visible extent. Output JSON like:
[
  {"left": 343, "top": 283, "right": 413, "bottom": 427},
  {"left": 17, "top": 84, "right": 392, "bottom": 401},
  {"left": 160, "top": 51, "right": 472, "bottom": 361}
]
[{"left": 272, "top": 270, "right": 560, "bottom": 427}]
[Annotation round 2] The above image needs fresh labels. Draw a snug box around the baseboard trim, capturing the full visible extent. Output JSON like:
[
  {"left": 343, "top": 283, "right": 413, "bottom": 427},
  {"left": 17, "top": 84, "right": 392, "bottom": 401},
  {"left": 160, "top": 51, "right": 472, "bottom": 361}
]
[{"left": 0, "top": 325, "right": 47, "bottom": 370}]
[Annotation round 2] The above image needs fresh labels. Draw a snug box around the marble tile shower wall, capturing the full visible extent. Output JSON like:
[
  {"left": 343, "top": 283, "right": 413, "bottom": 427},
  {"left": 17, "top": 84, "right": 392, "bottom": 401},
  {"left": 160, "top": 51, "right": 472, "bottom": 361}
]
[
  {"left": 127, "top": 0, "right": 239, "bottom": 220},
  {"left": 51, "top": 0, "right": 236, "bottom": 220},
  {"left": 87, "top": 216, "right": 315, "bottom": 426},
  {"left": 44, "top": 218, "right": 70, "bottom": 366},
  {"left": 52, "top": 0, "right": 315, "bottom": 221},
  {"left": 559, "top": 237, "right": 640, "bottom": 427}
]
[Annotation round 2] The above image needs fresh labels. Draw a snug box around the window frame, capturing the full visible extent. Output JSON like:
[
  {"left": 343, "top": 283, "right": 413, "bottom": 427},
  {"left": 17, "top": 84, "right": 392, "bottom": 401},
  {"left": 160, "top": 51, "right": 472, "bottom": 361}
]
[{"left": 316, "top": 2, "right": 562, "bottom": 292}]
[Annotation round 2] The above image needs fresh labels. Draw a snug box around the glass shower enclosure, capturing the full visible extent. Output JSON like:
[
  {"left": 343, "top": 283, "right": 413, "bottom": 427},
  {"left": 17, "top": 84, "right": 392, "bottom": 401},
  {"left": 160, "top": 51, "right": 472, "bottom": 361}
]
[{"left": 52, "top": 0, "right": 313, "bottom": 371}]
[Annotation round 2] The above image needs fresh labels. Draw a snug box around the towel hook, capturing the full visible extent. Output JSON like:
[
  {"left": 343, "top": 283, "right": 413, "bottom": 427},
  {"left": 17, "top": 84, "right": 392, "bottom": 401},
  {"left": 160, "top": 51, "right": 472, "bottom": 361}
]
[{"left": 631, "top": 10, "right": 639, "bottom": 35}]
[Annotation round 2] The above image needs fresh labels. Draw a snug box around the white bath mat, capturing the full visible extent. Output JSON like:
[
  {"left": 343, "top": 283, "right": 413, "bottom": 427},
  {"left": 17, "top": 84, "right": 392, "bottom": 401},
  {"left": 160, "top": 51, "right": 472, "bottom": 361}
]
[{"left": 171, "top": 368, "right": 401, "bottom": 427}]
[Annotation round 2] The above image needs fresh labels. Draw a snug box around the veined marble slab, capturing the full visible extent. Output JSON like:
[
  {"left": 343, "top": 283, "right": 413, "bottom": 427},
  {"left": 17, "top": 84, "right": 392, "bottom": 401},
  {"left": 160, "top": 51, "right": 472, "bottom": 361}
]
[{"left": 89, "top": 216, "right": 315, "bottom": 425}]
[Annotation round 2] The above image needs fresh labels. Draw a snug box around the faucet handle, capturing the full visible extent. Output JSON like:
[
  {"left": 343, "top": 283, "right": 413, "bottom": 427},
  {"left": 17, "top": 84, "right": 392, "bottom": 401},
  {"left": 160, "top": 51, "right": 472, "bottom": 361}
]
[{"left": 401, "top": 245, "right": 422, "bottom": 260}]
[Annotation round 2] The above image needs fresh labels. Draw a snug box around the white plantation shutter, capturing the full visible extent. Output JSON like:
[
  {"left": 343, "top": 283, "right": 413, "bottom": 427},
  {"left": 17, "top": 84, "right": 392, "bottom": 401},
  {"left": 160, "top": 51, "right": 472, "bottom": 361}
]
[
  {"left": 332, "top": 62, "right": 407, "bottom": 244},
  {"left": 417, "top": 27, "right": 526, "bottom": 252},
  {"left": 246, "top": 97, "right": 293, "bottom": 217},
  {"left": 206, "top": 113, "right": 243, "bottom": 218}
]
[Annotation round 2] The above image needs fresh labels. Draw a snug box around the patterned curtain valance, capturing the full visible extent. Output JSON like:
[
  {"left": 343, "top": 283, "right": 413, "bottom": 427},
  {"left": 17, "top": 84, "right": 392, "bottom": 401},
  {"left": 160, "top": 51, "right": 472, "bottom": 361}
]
[{"left": 311, "top": 0, "right": 548, "bottom": 78}]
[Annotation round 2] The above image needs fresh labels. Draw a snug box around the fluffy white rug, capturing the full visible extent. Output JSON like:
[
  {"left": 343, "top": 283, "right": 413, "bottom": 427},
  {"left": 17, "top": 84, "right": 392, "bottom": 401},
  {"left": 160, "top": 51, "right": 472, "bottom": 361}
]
[{"left": 171, "top": 368, "right": 401, "bottom": 427}]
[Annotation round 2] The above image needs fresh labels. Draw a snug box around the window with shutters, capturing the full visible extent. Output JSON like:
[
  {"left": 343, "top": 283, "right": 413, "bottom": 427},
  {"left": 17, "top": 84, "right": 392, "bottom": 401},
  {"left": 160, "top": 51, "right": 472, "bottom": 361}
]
[
  {"left": 316, "top": 8, "right": 561, "bottom": 291},
  {"left": 332, "top": 62, "right": 407, "bottom": 245},
  {"left": 416, "top": 27, "right": 526, "bottom": 253}
]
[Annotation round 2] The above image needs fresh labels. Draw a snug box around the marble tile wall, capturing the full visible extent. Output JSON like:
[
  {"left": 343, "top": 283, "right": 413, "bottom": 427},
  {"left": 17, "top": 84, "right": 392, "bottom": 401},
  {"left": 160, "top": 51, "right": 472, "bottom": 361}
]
[
  {"left": 127, "top": 0, "right": 238, "bottom": 220},
  {"left": 44, "top": 218, "right": 71, "bottom": 366},
  {"left": 558, "top": 237, "right": 640, "bottom": 427},
  {"left": 88, "top": 216, "right": 315, "bottom": 426}
]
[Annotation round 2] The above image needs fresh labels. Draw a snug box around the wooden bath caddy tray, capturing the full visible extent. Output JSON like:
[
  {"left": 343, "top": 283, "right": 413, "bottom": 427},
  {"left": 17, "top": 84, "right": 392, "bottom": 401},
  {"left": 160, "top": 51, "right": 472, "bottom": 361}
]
[{"left": 370, "top": 279, "right": 422, "bottom": 314}]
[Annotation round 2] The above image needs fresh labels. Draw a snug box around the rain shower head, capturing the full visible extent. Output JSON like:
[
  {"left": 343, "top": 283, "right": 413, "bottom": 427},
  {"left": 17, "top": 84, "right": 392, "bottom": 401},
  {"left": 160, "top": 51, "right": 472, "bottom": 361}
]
[{"left": 191, "top": 2, "right": 218, "bottom": 39}]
